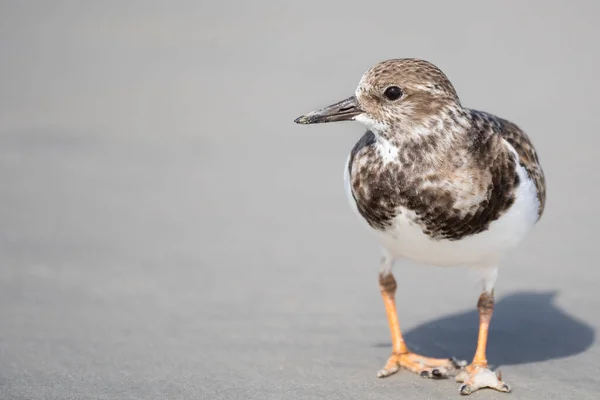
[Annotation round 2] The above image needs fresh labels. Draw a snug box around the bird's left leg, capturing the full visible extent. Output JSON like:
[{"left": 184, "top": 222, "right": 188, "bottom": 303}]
[
  {"left": 456, "top": 268, "right": 511, "bottom": 395},
  {"left": 377, "top": 256, "right": 465, "bottom": 379}
]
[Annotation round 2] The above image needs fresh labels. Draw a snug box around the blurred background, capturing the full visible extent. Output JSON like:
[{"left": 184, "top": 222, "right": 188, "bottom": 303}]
[{"left": 1, "top": 1, "right": 599, "bottom": 399}]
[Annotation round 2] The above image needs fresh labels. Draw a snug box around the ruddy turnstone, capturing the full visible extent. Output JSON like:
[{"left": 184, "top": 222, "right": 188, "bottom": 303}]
[{"left": 294, "top": 58, "right": 545, "bottom": 395}]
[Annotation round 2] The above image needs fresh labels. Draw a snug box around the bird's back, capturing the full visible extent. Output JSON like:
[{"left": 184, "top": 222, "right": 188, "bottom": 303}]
[{"left": 492, "top": 113, "right": 546, "bottom": 218}]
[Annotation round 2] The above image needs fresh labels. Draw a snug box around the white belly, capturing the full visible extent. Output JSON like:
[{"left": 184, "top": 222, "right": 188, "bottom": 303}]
[{"left": 343, "top": 152, "right": 540, "bottom": 268}]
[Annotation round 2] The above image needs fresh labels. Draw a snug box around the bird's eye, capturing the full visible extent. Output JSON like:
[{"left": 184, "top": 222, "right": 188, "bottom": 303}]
[{"left": 384, "top": 86, "right": 403, "bottom": 101}]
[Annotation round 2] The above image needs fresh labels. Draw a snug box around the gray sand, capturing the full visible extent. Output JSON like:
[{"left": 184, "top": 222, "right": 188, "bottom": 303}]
[{"left": 1, "top": 1, "right": 599, "bottom": 399}]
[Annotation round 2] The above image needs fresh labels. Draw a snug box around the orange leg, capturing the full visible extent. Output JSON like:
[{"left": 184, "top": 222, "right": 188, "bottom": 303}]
[
  {"left": 377, "top": 272, "right": 464, "bottom": 379},
  {"left": 472, "top": 289, "right": 494, "bottom": 367},
  {"left": 456, "top": 290, "right": 511, "bottom": 395},
  {"left": 379, "top": 272, "right": 408, "bottom": 355}
]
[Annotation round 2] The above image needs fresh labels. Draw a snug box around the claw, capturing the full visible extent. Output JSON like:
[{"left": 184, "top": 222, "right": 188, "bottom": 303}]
[
  {"left": 459, "top": 383, "right": 472, "bottom": 395},
  {"left": 419, "top": 368, "right": 447, "bottom": 379},
  {"left": 432, "top": 368, "right": 444, "bottom": 379},
  {"left": 499, "top": 383, "right": 512, "bottom": 393}
]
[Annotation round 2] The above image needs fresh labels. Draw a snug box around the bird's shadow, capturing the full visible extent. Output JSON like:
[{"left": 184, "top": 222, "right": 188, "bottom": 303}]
[{"left": 375, "top": 291, "right": 595, "bottom": 366}]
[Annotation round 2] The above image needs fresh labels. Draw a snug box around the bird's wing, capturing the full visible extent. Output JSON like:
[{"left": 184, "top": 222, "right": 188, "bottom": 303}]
[{"left": 498, "top": 118, "right": 546, "bottom": 219}]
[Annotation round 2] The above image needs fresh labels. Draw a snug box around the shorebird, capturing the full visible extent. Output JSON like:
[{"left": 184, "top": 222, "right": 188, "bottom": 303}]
[{"left": 294, "top": 58, "right": 545, "bottom": 395}]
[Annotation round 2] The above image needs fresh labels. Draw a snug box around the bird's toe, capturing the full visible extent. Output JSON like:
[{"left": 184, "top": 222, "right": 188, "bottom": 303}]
[
  {"left": 456, "top": 365, "right": 511, "bottom": 395},
  {"left": 376, "top": 365, "right": 399, "bottom": 378},
  {"left": 378, "top": 352, "right": 464, "bottom": 379}
]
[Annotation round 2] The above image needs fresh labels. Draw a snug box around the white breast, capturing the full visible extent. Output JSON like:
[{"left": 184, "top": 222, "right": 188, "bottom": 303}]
[{"left": 343, "top": 140, "right": 540, "bottom": 267}]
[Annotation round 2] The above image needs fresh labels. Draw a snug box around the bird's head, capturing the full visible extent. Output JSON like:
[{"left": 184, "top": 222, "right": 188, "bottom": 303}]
[{"left": 295, "top": 58, "right": 462, "bottom": 138}]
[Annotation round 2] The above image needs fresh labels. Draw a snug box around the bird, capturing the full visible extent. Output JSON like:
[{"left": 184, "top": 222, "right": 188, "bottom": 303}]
[{"left": 294, "top": 58, "right": 545, "bottom": 395}]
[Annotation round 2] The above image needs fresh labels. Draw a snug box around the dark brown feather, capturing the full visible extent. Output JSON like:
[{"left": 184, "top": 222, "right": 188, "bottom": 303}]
[{"left": 496, "top": 117, "right": 546, "bottom": 218}]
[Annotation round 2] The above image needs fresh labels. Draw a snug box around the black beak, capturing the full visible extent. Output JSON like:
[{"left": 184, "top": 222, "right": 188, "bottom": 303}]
[{"left": 294, "top": 96, "right": 363, "bottom": 124}]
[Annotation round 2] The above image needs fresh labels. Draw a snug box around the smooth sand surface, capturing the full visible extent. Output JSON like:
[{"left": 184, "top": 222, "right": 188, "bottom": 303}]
[{"left": 1, "top": 1, "right": 599, "bottom": 399}]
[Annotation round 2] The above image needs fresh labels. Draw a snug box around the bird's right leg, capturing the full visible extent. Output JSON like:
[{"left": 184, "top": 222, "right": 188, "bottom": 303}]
[
  {"left": 455, "top": 269, "right": 511, "bottom": 395},
  {"left": 377, "top": 257, "right": 465, "bottom": 379}
]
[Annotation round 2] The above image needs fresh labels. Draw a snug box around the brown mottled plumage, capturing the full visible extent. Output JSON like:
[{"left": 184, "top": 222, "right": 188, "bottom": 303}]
[
  {"left": 345, "top": 59, "right": 545, "bottom": 240},
  {"left": 497, "top": 116, "right": 546, "bottom": 216},
  {"left": 294, "top": 58, "right": 546, "bottom": 395}
]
